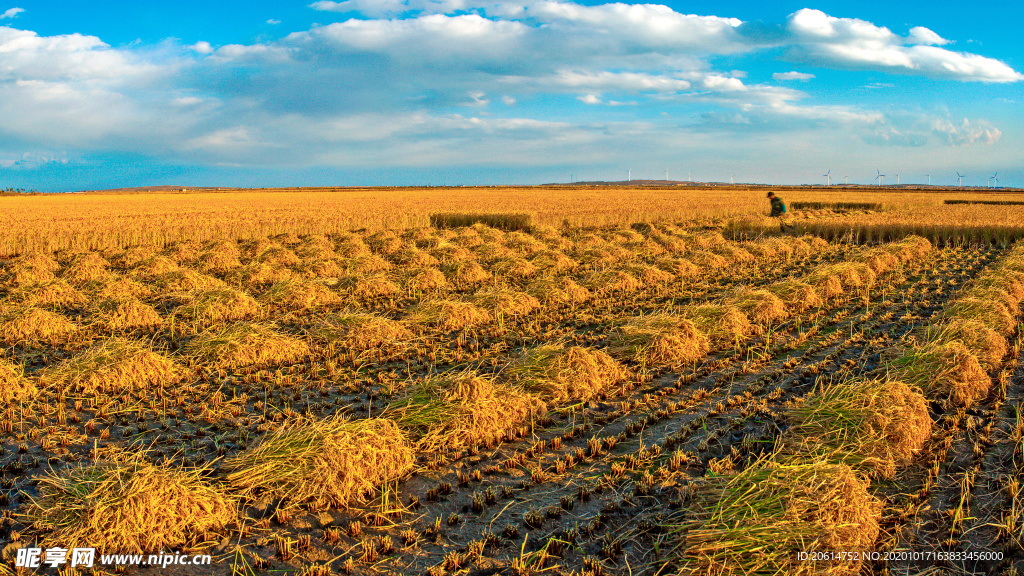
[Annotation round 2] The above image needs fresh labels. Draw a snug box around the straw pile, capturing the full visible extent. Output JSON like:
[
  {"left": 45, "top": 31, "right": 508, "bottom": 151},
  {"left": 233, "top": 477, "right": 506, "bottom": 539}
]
[
  {"left": 526, "top": 277, "right": 592, "bottom": 305},
  {"left": 174, "top": 288, "right": 261, "bottom": 324},
  {"left": 781, "top": 376, "right": 931, "bottom": 479},
  {"left": 469, "top": 289, "right": 541, "bottom": 320},
  {"left": 388, "top": 372, "right": 546, "bottom": 452},
  {"left": 261, "top": 280, "right": 341, "bottom": 310},
  {"left": 405, "top": 299, "right": 492, "bottom": 332},
  {"left": 608, "top": 313, "right": 709, "bottom": 369},
  {"left": 765, "top": 281, "right": 822, "bottom": 312},
  {"left": 309, "top": 312, "right": 412, "bottom": 351},
  {"left": 892, "top": 341, "right": 990, "bottom": 407},
  {"left": 508, "top": 344, "right": 631, "bottom": 403},
  {"left": 24, "top": 453, "right": 236, "bottom": 553},
  {"left": 443, "top": 261, "right": 492, "bottom": 286},
  {"left": 666, "top": 458, "right": 880, "bottom": 576},
  {"left": 403, "top": 267, "right": 448, "bottom": 292},
  {"left": 0, "top": 307, "right": 78, "bottom": 343},
  {"left": 40, "top": 339, "right": 182, "bottom": 395},
  {"left": 224, "top": 415, "right": 413, "bottom": 508},
  {"left": 97, "top": 298, "right": 163, "bottom": 330},
  {"left": 680, "top": 305, "right": 754, "bottom": 346},
  {"left": 0, "top": 359, "right": 37, "bottom": 402},
  {"left": 185, "top": 323, "right": 310, "bottom": 370},
  {"left": 723, "top": 288, "right": 788, "bottom": 325}
]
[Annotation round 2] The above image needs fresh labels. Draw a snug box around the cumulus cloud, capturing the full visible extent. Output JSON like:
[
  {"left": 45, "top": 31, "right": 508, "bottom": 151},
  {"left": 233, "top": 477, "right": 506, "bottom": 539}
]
[
  {"left": 773, "top": 71, "right": 814, "bottom": 81},
  {"left": 787, "top": 8, "right": 1022, "bottom": 83},
  {"left": 0, "top": 2, "right": 1017, "bottom": 177},
  {"left": 0, "top": 7, "right": 23, "bottom": 19},
  {"left": 931, "top": 118, "right": 1001, "bottom": 146}
]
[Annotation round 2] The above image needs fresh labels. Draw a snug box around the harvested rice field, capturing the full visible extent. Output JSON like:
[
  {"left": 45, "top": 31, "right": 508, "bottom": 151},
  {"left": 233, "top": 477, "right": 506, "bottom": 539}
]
[{"left": 2, "top": 194, "right": 1024, "bottom": 576}]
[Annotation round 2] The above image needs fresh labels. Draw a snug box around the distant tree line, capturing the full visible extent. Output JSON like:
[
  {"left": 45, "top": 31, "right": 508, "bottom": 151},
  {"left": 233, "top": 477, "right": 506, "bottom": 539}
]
[{"left": 1, "top": 187, "right": 41, "bottom": 196}]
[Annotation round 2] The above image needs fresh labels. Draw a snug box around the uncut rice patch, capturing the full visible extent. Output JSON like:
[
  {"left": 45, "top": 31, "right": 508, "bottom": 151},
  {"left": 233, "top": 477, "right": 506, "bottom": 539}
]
[
  {"left": 0, "top": 359, "right": 36, "bottom": 402},
  {"left": 24, "top": 453, "right": 235, "bottom": 553},
  {"left": 665, "top": 458, "right": 880, "bottom": 576},
  {"left": 892, "top": 341, "right": 990, "bottom": 407},
  {"left": 388, "top": 372, "right": 546, "bottom": 452},
  {"left": 780, "top": 376, "right": 930, "bottom": 479},
  {"left": 224, "top": 416, "right": 413, "bottom": 509},
  {"left": 40, "top": 339, "right": 183, "bottom": 395},
  {"left": 608, "top": 313, "right": 709, "bottom": 369},
  {"left": 508, "top": 343, "right": 631, "bottom": 403}
]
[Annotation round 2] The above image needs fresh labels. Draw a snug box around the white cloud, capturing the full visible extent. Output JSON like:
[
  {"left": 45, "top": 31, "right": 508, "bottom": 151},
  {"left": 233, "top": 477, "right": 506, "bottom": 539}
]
[
  {"left": 0, "top": 7, "right": 23, "bottom": 19},
  {"left": 0, "top": 4, "right": 1016, "bottom": 177},
  {"left": 787, "top": 8, "right": 1022, "bottom": 83},
  {"left": 266, "top": 19, "right": 281, "bottom": 25},
  {"left": 189, "top": 41, "right": 213, "bottom": 54},
  {"left": 908, "top": 26, "right": 948, "bottom": 46},
  {"left": 773, "top": 71, "right": 814, "bottom": 81},
  {"left": 931, "top": 117, "right": 1001, "bottom": 146}
]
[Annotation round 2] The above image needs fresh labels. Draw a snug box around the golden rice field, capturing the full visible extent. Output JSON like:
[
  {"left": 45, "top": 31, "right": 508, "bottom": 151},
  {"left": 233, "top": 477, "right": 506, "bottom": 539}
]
[{"left": 1, "top": 186, "right": 1024, "bottom": 576}]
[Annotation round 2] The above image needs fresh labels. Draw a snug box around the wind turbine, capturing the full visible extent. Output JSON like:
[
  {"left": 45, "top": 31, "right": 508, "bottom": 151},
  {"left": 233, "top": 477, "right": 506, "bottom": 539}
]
[
  {"left": 956, "top": 172, "right": 964, "bottom": 187},
  {"left": 895, "top": 174, "right": 900, "bottom": 186},
  {"left": 990, "top": 172, "right": 999, "bottom": 188},
  {"left": 823, "top": 169, "right": 831, "bottom": 186},
  {"left": 927, "top": 174, "right": 931, "bottom": 186},
  {"left": 876, "top": 170, "right": 885, "bottom": 186},
  {"left": 845, "top": 176, "right": 849, "bottom": 185}
]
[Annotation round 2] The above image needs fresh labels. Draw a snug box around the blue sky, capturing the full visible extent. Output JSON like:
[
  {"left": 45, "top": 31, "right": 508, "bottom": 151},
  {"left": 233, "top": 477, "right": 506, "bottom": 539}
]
[{"left": 0, "top": 1, "right": 1021, "bottom": 191}]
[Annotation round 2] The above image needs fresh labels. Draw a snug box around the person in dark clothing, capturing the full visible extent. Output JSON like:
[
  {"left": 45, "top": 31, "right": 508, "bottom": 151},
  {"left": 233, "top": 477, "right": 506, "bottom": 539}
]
[{"left": 767, "top": 192, "right": 791, "bottom": 230}]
